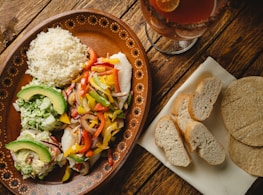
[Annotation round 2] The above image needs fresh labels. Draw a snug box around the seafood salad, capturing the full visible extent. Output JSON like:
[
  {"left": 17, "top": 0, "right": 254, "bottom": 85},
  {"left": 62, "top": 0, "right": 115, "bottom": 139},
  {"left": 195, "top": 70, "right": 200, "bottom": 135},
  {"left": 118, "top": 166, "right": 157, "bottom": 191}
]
[{"left": 5, "top": 27, "right": 133, "bottom": 181}]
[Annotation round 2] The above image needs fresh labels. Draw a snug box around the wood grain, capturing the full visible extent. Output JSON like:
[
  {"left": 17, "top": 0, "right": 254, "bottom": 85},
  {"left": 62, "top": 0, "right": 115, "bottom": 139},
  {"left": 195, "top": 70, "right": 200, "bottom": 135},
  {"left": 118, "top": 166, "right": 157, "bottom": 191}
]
[{"left": 0, "top": 0, "right": 262, "bottom": 194}]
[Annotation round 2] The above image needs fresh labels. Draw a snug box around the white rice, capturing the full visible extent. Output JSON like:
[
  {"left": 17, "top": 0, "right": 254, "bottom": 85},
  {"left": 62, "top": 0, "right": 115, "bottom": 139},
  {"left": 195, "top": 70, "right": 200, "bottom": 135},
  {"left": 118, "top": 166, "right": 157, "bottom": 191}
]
[{"left": 26, "top": 27, "right": 87, "bottom": 87}]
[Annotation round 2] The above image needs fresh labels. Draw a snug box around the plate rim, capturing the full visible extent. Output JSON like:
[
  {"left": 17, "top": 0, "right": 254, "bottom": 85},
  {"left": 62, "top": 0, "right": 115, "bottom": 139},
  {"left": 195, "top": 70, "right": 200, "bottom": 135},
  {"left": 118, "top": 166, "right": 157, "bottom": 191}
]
[{"left": 0, "top": 8, "right": 152, "bottom": 194}]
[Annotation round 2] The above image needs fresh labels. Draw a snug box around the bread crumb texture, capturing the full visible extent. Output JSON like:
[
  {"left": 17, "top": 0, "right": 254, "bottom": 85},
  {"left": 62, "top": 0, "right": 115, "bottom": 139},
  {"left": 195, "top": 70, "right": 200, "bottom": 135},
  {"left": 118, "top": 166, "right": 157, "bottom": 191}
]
[{"left": 155, "top": 116, "right": 191, "bottom": 167}]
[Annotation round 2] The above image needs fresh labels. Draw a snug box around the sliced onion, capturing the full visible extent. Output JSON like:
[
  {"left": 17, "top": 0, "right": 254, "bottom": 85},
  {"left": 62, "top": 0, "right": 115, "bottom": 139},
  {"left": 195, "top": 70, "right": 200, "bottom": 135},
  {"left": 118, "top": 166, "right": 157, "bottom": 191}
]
[
  {"left": 75, "top": 83, "right": 83, "bottom": 106},
  {"left": 80, "top": 114, "right": 97, "bottom": 134},
  {"left": 67, "top": 92, "right": 76, "bottom": 106},
  {"left": 79, "top": 162, "right": 90, "bottom": 175},
  {"left": 82, "top": 97, "right": 90, "bottom": 113},
  {"left": 40, "top": 140, "right": 62, "bottom": 153},
  {"left": 111, "top": 92, "right": 127, "bottom": 97}
]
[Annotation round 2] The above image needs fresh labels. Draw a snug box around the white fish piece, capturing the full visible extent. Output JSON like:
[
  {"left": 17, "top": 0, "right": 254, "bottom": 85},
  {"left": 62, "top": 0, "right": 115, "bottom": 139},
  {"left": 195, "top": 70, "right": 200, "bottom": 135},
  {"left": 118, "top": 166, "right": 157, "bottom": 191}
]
[
  {"left": 61, "top": 124, "right": 80, "bottom": 152},
  {"left": 110, "top": 52, "right": 132, "bottom": 109}
]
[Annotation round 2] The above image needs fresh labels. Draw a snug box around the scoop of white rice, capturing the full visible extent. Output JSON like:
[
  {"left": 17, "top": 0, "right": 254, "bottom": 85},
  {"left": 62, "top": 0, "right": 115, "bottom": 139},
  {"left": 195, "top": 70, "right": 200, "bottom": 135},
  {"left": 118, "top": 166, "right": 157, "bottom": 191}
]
[{"left": 26, "top": 27, "right": 87, "bottom": 87}]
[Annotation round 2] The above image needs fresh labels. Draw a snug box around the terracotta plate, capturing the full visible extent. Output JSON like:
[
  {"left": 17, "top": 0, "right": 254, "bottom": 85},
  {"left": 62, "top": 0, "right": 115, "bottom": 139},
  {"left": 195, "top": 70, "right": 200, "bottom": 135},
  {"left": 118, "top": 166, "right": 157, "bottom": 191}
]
[{"left": 0, "top": 9, "right": 151, "bottom": 195}]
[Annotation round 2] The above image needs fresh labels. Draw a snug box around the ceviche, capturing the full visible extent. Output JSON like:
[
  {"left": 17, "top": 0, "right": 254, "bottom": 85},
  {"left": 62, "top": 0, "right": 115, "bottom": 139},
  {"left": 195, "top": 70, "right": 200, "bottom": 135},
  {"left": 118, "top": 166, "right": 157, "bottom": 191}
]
[
  {"left": 5, "top": 27, "right": 133, "bottom": 182},
  {"left": 60, "top": 49, "right": 133, "bottom": 176}
]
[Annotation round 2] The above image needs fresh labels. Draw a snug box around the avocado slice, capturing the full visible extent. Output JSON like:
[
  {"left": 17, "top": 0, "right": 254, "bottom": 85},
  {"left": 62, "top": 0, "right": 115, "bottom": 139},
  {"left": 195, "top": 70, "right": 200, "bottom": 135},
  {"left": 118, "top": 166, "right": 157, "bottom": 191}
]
[
  {"left": 17, "top": 85, "right": 67, "bottom": 115},
  {"left": 5, "top": 140, "right": 52, "bottom": 163}
]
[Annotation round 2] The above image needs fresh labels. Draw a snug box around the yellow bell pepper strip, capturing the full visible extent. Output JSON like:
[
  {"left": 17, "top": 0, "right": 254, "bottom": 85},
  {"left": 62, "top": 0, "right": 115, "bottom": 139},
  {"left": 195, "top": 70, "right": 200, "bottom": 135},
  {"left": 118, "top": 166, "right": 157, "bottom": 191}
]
[
  {"left": 84, "top": 47, "right": 97, "bottom": 70},
  {"left": 112, "top": 68, "right": 121, "bottom": 92},
  {"left": 64, "top": 143, "right": 81, "bottom": 157},
  {"left": 113, "top": 110, "right": 124, "bottom": 120},
  {"left": 59, "top": 112, "right": 71, "bottom": 124},
  {"left": 77, "top": 105, "right": 87, "bottom": 115},
  {"left": 93, "top": 146, "right": 104, "bottom": 155},
  {"left": 94, "top": 103, "right": 110, "bottom": 112},
  {"left": 90, "top": 76, "right": 114, "bottom": 103},
  {"left": 102, "top": 121, "right": 118, "bottom": 146},
  {"left": 89, "top": 90, "right": 111, "bottom": 107},
  {"left": 91, "top": 65, "right": 106, "bottom": 72},
  {"left": 86, "top": 93, "right": 96, "bottom": 109},
  {"left": 62, "top": 165, "right": 72, "bottom": 183},
  {"left": 93, "top": 112, "right": 105, "bottom": 140},
  {"left": 101, "top": 57, "right": 120, "bottom": 64},
  {"left": 78, "top": 130, "right": 91, "bottom": 154}
]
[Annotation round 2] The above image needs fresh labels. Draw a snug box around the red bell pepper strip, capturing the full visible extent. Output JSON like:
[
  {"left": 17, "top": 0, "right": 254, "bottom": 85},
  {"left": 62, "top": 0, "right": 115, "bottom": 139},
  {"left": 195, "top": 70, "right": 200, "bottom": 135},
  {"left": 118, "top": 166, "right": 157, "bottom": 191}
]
[
  {"left": 84, "top": 47, "right": 98, "bottom": 70},
  {"left": 112, "top": 68, "right": 121, "bottom": 93},
  {"left": 78, "top": 130, "right": 91, "bottom": 154},
  {"left": 93, "top": 112, "right": 105, "bottom": 140},
  {"left": 94, "top": 62, "right": 114, "bottom": 68},
  {"left": 107, "top": 148, "right": 114, "bottom": 166},
  {"left": 94, "top": 103, "right": 110, "bottom": 112}
]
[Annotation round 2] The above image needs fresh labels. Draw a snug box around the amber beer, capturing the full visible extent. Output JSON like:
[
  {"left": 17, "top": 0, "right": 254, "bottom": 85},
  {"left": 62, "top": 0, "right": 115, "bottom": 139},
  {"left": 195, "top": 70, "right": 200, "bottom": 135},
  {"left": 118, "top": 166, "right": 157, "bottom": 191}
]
[{"left": 141, "top": 0, "right": 216, "bottom": 40}]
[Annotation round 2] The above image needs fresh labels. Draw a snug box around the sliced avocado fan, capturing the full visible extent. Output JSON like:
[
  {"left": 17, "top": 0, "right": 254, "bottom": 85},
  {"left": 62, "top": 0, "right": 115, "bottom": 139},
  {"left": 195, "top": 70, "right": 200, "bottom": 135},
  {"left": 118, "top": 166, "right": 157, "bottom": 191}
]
[
  {"left": 17, "top": 85, "right": 67, "bottom": 115},
  {"left": 5, "top": 139, "right": 52, "bottom": 163}
]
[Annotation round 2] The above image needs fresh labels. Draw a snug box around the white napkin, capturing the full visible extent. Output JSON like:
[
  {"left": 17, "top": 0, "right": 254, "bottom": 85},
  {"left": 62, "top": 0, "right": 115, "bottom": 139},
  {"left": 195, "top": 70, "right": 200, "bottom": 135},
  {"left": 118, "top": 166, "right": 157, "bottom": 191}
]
[{"left": 137, "top": 57, "right": 257, "bottom": 195}]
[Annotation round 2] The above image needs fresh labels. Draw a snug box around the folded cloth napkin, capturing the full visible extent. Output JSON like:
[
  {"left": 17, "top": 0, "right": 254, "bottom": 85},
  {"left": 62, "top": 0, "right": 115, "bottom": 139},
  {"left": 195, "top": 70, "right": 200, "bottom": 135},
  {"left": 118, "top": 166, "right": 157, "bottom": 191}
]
[{"left": 137, "top": 57, "right": 257, "bottom": 195}]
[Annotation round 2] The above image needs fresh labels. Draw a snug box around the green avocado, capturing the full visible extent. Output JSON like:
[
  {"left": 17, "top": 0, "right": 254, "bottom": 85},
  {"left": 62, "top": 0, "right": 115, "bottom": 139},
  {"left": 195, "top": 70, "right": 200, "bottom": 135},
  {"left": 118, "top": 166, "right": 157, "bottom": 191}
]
[
  {"left": 5, "top": 139, "right": 52, "bottom": 163},
  {"left": 17, "top": 85, "right": 67, "bottom": 115}
]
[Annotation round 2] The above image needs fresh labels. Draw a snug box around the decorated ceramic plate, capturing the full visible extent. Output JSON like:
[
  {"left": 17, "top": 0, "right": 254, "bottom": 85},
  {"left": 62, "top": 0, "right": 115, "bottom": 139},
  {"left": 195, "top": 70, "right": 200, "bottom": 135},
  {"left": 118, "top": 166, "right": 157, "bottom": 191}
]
[{"left": 0, "top": 9, "right": 151, "bottom": 195}]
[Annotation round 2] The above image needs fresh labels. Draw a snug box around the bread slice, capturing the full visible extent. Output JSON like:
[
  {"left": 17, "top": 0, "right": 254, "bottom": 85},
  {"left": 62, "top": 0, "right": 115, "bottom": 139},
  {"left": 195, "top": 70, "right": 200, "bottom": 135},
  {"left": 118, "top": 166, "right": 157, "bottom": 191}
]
[
  {"left": 189, "top": 76, "right": 222, "bottom": 121},
  {"left": 171, "top": 94, "right": 194, "bottom": 134},
  {"left": 184, "top": 121, "right": 225, "bottom": 165},
  {"left": 228, "top": 135, "right": 263, "bottom": 177},
  {"left": 155, "top": 116, "right": 191, "bottom": 167},
  {"left": 221, "top": 76, "right": 263, "bottom": 147}
]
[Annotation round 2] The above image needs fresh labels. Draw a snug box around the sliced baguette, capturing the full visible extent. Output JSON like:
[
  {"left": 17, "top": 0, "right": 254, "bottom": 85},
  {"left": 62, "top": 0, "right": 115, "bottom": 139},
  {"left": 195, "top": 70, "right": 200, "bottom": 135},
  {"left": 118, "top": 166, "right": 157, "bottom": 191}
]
[
  {"left": 171, "top": 94, "right": 194, "bottom": 134},
  {"left": 189, "top": 76, "right": 222, "bottom": 121},
  {"left": 184, "top": 121, "right": 225, "bottom": 165},
  {"left": 155, "top": 116, "right": 191, "bottom": 167}
]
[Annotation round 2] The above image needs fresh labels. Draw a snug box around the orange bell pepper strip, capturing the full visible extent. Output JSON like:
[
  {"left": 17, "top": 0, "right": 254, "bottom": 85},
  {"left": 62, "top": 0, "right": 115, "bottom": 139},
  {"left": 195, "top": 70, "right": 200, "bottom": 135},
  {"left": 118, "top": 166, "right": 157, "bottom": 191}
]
[
  {"left": 78, "top": 130, "right": 91, "bottom": 154},
  {"left": 93, "top": 112, "right": 105, "bottom": 140},
  {"left": 85, "top": 150, "right": 94, "bottom": 157},
  {"left": 84, "top": 47, "right": 97, "bottom": 70},
  {"left": 112, "top": 68, "right": 121, "bottom": 93}
]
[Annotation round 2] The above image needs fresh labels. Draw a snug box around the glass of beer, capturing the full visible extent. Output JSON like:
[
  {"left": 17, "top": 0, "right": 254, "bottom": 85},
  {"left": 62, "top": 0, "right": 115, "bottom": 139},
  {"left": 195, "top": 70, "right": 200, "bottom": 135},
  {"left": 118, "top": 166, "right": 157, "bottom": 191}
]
[{"left": 140, "top": 0, "right": 228, "bottom": 55}]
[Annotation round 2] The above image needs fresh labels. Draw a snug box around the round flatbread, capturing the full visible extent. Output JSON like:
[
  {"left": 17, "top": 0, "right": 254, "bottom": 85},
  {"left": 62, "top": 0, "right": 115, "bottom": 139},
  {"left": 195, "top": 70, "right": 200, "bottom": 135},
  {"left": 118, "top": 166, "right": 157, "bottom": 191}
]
[
  {"left": 221, "top": 76, "right": 263, "bottom": 147},
  {"left": 228, "top": 135, "right": 263, "bottom": 177}
]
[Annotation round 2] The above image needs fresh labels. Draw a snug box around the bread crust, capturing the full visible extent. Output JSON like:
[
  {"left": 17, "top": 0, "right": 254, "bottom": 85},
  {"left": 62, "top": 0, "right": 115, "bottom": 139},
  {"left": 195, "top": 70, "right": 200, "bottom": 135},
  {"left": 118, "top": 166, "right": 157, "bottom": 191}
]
[
  {"left": 189, "top": 77, "right": 222, "bottom": 121},
  {"left": 154, "top": 116, "right": 191, "bottom": 167},
  {"left": 171, "top": 94, "right": 194, "bottom": 134},
  {"left": 184, "top": 121, "right": 225, "bottom": 165}
]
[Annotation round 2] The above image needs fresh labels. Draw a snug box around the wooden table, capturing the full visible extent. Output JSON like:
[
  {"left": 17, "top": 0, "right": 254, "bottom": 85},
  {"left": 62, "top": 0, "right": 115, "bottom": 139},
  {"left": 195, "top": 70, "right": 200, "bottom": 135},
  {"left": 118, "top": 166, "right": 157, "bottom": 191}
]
[{"left": 0, "top": 0, "right": 262, "bottom": 194}]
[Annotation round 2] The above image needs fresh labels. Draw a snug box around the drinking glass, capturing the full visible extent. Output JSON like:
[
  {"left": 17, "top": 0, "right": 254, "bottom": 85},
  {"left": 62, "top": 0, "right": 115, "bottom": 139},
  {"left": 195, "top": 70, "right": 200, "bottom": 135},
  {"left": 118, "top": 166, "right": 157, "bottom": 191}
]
[{"left": 140, "top": 0, "right": 228, "bottom": 55}]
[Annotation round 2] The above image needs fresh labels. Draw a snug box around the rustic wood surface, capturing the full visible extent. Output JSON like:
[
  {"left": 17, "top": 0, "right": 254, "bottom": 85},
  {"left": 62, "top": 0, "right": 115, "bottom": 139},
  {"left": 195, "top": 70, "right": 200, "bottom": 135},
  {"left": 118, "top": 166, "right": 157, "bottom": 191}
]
[{"left": 0, "top": 0, "right": 262, "bottom": 194}]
